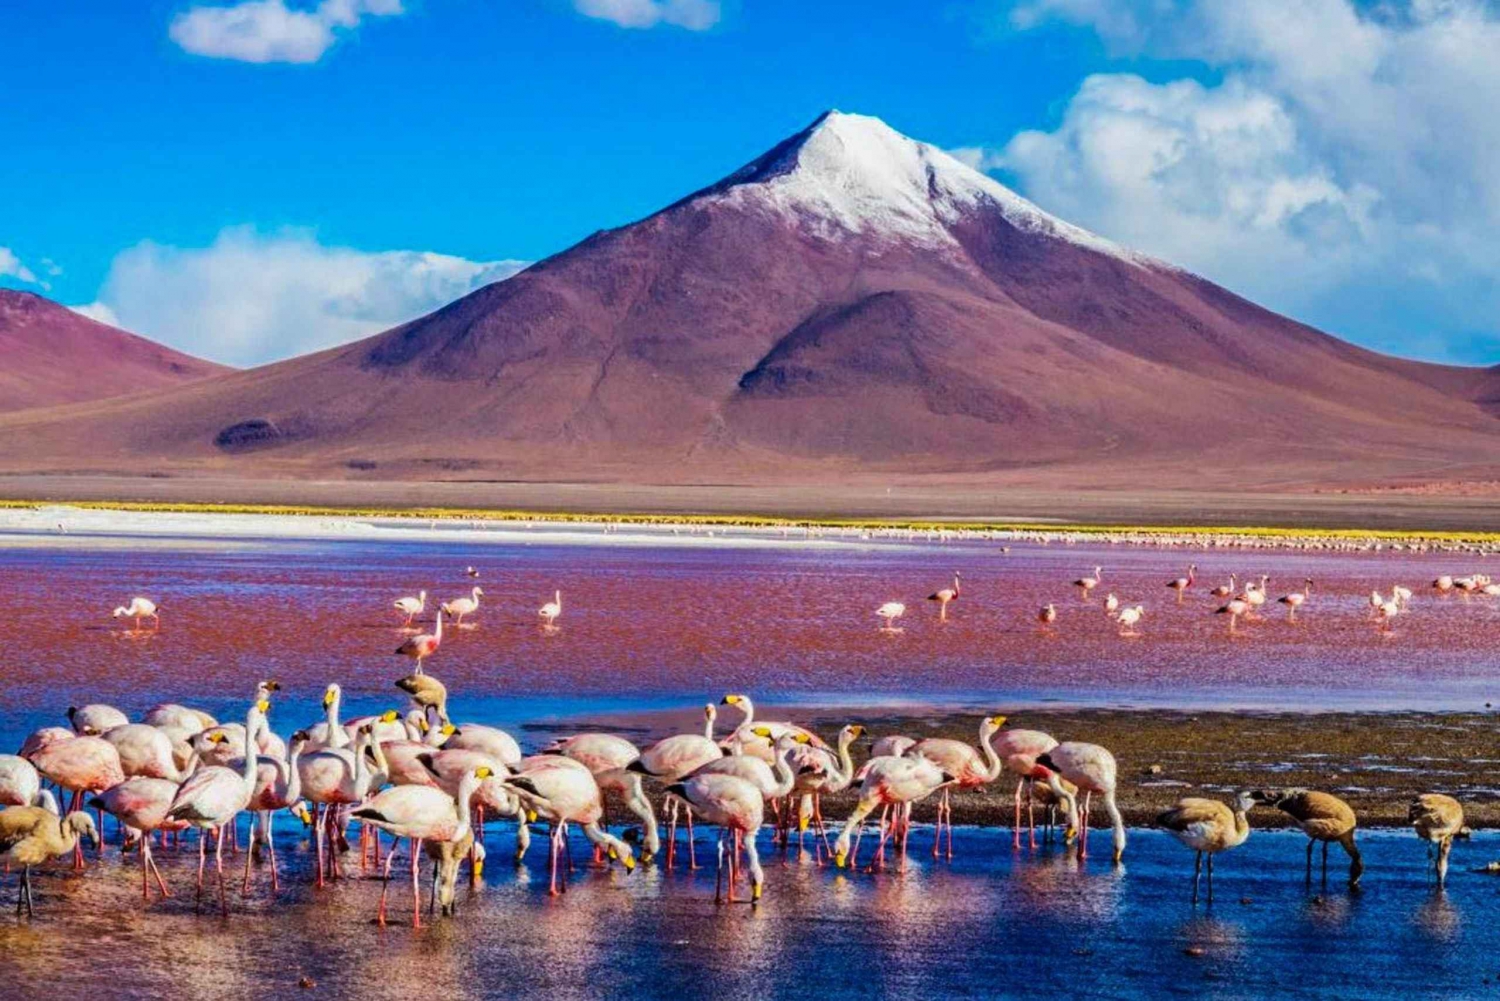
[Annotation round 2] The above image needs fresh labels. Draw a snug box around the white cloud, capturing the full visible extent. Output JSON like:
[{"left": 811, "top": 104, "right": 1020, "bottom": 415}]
[
  {"left": 988, "top": 0, "right": 1500, "bottom": 362},
  {"left": 573, "top": 0, "right": 721, "bottom": 30},
  {"left": 69, "top": 302, "right": 123, "bottom": 328},
  {"left": 0, "top": 247, "right": 47, "bottom": 290},
  {"left": 77, "top": 227, "right": 527, "bottom": 367},
  {"left": 169, "top": 0, "right": 404, "bottom": 64}
]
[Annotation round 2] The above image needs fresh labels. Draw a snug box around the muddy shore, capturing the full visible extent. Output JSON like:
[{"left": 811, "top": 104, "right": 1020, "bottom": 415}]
[{"left": 527, "top": 707, "right": 1500, "bottom": 831}]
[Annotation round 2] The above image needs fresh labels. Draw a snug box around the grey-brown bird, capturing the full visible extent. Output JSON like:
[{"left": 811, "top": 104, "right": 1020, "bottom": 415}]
[
  {"left": 396, "top": 673, "right": 450, "bottom": 725},
  {"left": 1408, "top": 793, "right": 1468, "bottom": 886},
  {"left": 1156, "top": 790, "right": 1254, "bottom": 903},
  {"left": 0, "top": 806, "right": 99, "bottom": 916},
  {"left": 1251, "top": 788, "right": 1363, "bottom": 887}
]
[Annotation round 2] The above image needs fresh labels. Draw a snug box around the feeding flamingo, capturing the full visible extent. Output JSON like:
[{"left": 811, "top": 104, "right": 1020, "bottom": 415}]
[
  {"left": 393, "top": 590, "right": 427, "bottom": 627},
  {"left": 875, "top": 601, "right": 906, "bottom": 630},
  {"left": 1038, "top": 742, "right": 1126, "bottom": 864},
  {"left": 111, "top": 597, "right": 159, "bottom": 630}
]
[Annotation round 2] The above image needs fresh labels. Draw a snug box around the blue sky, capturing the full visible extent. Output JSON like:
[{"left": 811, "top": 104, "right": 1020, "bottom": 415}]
[{"left": 4, "top": 1, "right": 1499, "bottom": 367}]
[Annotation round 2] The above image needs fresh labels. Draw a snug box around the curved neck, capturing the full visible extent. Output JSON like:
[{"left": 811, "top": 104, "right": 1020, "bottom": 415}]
[
  {"left": 736, "top": 698, "right": 755, "bottom": 725},
  {"left": 284, "top": 743, "right": 304, "bottom": 802},
  {"left": 768, "top": 743, "right": 797, "bottom": 798},
  {"left": 834, "top": 735, "right": 856, "bottom": 784},
  {"left": 363, "top": 733, "right": 389, "bottom": 791},
  {"left": 979, "top": 727, "right": 1003, "bottom": 781},
  {"left": 454, "top": 774, "right": 478, "bottom": 831}
]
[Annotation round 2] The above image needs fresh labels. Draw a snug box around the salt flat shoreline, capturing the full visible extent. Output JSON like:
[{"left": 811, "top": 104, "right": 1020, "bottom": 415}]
[{"left": 1, "top": 502, "right": 1496, "bottom": 552}]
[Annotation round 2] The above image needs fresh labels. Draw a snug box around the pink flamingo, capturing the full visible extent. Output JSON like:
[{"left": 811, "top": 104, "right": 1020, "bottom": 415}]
[
  {"left": 1038, "top": 742, "right": 1126, "bottom": 863},
  {"left": 27, "top": 735, "right": 125, "bottom": 868},
  {"left": 663, "top": 772, "right": 765, "bottom": 903},
  {"left": 907, "top": 715, "right": 1007, "bottom": 858},
  {"left": 993, "top": 728, "right": 1060, "bottom": 848},
  {"left": 627, "top": 704, "right": 724, "bottom": 868},
  {"left": 927, "top": 572, "right": 961, "bottom": 620},
  {"left": 834, "top": 755, "right": 953, "bottom": 872},
  {"left": 89, "top": 777, "right": 188, "bottom": 900},
  {"left": 395, "top": 610, "right": 443, "bottom": 674},
  {"left": 1166, "top": 564, "right": 1197, "bottom": 602}
]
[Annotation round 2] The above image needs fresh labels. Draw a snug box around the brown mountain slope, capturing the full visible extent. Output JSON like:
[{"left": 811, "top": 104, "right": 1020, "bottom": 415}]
[
  {"left": 0, "top": 111, "right": 1496, "bottom": 492},
  {"left": 0, "top": 290, "right": 228, "bottom": 412}
]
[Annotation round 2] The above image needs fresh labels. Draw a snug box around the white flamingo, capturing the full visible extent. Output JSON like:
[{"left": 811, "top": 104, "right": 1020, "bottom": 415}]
[
  {"left": 393, "top": 590, "right": 427, "bottom": 626},
  {"left": 538, "top": 590, "right": 562, "bottom": 627},
  {"left": 111, "top": 597, "right": 160, "bottom": 630},
  {"left": 875, "top": 601, "right": 905, "bottom": 630},
  {"left": 441, "top": 586, "right": 483, "bottom": 626},
  {"left": 1073, "top": 566, "right": 1102, "bottom": 600},
  {"left": 1116, "top": 605, "right": 1144, "bottom": 635}
]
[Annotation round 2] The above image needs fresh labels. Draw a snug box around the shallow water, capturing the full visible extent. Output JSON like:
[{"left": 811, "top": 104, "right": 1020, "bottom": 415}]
[
  {"left": 1, "top": 529, "right": 1498, "bottom": 745},
  {"left": 0, "top": 824, "right": 1493, "bottom": 1001}
]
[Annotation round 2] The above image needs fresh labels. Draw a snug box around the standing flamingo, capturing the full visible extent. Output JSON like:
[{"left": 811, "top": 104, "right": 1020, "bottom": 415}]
[
  {"left": 1215, "top": 597, "right": 1251, "bottom": 634},
  {"left": 994, "top": 728, "right": 1060, "bottom": 848},
  {"left": 111, "top": 597, "right": 160, "bottom": 630},
  {"left": 627, "top": 705, "right": 724, "bottom": 868},
  {"left": 1073, "top": 567, "right": 1103, "bottom": 600},
  {"left": 1038, "top": 742, "right": 1126, "bottom": 864},
  {"left": 395, "top": 609, "right": 444, "bottom": 674},
  {"left": 1037, "top": 604, "right": 1057, "bottom": 629},
  {"left": 664, "top": 772, "right": 767, "bottom": 903},
  {"left": 907, "top": 715, "right": 1007, "bottom": 859},
  {"left": 875, "top": 602, "right": 906, "bottom": 630},
  {"left": 1157, "top": 790, "right": 1255, "bottom": 903},
  {"left": 1408, "top": 793, "right": 1466, "bottom": 886},
  {"left": 0, "top": 755, "right": 42, "bottom": 808},
  {"left": 540, "top": 733, "right": 660, "bottom": 861},
  {"left": 504, "top": 762, "right": 636, "bottom": 896},
  {"left": 834, "top": 754, "right": 952, "bottom": 871},
  {"left": 538, "top": 590, "right": 563, "bottom": 628},
  {"left": 928, "top": 572, "right": 961, "bottom": 620},
  {"left": 1278, "top": 579, "right": 1312, "bottom": 619},
  {"left": 90, "top": 777, "right": 188, "bottom": 900},
  {"left": 68, "top": 704, "right": 129, "bottom": 734},
  {"left": 27, "top": 734, "right": 124, "bottom": 867},
  {"left": 1210, "top": 574, "right": 1237, "bottom": 598},
  {"left": 0, "top": 806, "right": 98, "bottom": 916},
  {"left": 1166, "top": 564, "right": 1197, "bottom": 601},
  {"left": 1116, "top": 606, "right": 1144, "bottom": 636},
  {"left": 393, "top": 590, "right": 427, "bottom": 627},
  {"left": 440, "top": 586, "right": 483, "bottom": 626}
]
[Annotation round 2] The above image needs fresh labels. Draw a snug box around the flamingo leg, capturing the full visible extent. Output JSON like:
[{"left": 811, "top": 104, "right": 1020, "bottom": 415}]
[
  {"left": 195, "top": 828, "right": 207, "bottom": 911},
  {"left": 1013, "top": 780, "right": 1024, "bottom": 849},
  {"left": 377, "top": 838, "right": 398, "bottom": 926},
  {"left": 266, "top": 813, "right": 279, "bottom": 893},
  {"left": 686, "top": 808, "right": 698, "bottom": 869},
  {"left": 242, "top": 813, "right": 256, "bottom": 894},
  {"left": 215, "top": 825, "right": 229, "bottom": 916},
  {"left": 714, "top": 835, "right": 725, "bottom": 905},
  {"left": 1027, "top": 781, "right": 1038, "bottom": 849},
  {"left": 411, "top": 837, "right": 423, "bottom": 928}
]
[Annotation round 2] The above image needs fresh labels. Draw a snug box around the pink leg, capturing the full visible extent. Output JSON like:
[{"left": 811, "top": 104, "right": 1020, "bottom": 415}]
[
  {"left": 1013, "top": 780, "right": 1024, "bottom": 849},
  {"left": 376, "top": 839, "right": 398, "bottom": 926},
  {"left": 1027, "top": 781, "right": 1038, "bottom": 849},
  {"left": 215, "top": 826, "right": 229, "bottom": 916},
  {"left": 242, "top": 814, "right": 256, "bottom": 893},
  {"left": 196, "top": 829, "right": 207, "bottom": 910},
  {"left": 147, "top": 842, "right": 171, "bottom": 898},
  {"left": 686, "top": 809, "right": 698, "bottom": 869},
  {"left": 411, "top": 838, "right": 423, "bottom": 928}
]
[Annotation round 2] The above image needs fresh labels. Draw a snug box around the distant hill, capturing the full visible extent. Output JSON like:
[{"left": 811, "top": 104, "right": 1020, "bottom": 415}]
[
  {"left": 1, "top": 111, "right": 1496, "bottom": 493},
  {"left": 0, "top": 290, "right": 228, "bottom": 412}
]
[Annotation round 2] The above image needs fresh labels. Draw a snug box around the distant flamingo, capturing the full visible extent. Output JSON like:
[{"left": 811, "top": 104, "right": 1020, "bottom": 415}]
[
  {"left": 1166, "top": 564, "right": 1197, "bottom": 601},
  {"left": 1432, "top": 575, "right": 1454, "bottom": 593},
  {"left": 1215, "top": 597, "right": 1250, "bottom": 633},
  {"left": 1392, "top": 584, "right": 1414, "bottom": 605},
  {"left": 1073, "top": 567, "right": 1102, "bottom": 600},
  {"left": 928, "top": 572, "right": 961, "bottom": 620},
  {"left": 875, "top": 601, "right": 906, "bottom": 630},
  {"left": 1210, "top": 574, "right": 1237, "bottom": 598},
  {"left": 395, "top": 609, "right": 443, "bottom": 674},
  {"left": 393, "top": 590, "right": 427, "bottom": 627},
  {"left": 1376, "top": 594, "right": 1401, "bottom": 630},
  {"left": 441, "top": 586, "right": 483, "bottom": 626},
  {"left": 1278, "top": 579, "right": 1312, "bottom": 619},
  {"left": 1116, "top": 605, "right": 1144, "bottom": 636},
  {"left": 112, "top": 597, "right": 159, "bottom": 630},
  {"left": 538, "top": 590, "right": 563, "bottom": 628},
  {"left": 1103, "top": 593, "right": 1119, "bottom": 616},
  {"left": 1037, "top": 603, "right": 1057, "bottom": 629}
]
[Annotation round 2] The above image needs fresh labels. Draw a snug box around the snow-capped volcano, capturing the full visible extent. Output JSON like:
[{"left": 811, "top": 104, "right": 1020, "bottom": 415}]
[
  {"left": 696, "top": 110, "right": 1146, "bottom": 263},
  {"left": 1, "top": 111, "right": 1496, "bottom": 493}
]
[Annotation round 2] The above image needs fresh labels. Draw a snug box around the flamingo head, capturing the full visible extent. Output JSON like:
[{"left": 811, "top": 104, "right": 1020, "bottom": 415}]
[
  {"left": 322, "top": 684, "right": 340, "bottom": 709},
  {"left": 293, "top": 802, "right": 313, "bottom": 826},
  {"left": 441, "top": 723, "right": 458, "bottom": 737},
  {"left": 703, "top": 703, "right": 717, "bottom": 722},
  {"left": 255, "top": 699, "right": 271, "bottom": 713},
  {"left": 842, "top": 724, "right": 866, "bottom": 743},
  {"left": 983, "top": 714, "right": 1009, "bottom": 733},
  {"left": 379, "top": 709, "right": 400, "bottom": 723},
  {"left": 111, "top": 607, "right": 127, "bottom": 618},
  {"left": 474, "top": 765, "right": 495, "bottom": 780},
  {"left": 720, "top": 694, "right": 745, "bottom": 707},
  {"left": 65, "top": 813, "right": 100, "bottom": 848},
  {"left": 473, "top": 587, "right": 484, "bottom": 597},
  {"left": 1232, "top": 789, "right": 1256, "bottom": 812}
]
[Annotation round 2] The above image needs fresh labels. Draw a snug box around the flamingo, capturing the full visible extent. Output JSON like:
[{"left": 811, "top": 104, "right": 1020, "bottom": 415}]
[
  {"left": 1278, "top": 579, "right": 1312, "bottom": 619},
  {"left": 301, "top": 683, "right": 351, "bottom": 750},
  {"left": 1116, "top": 605, "right": 1144, "bottom": 636},
  {"left": 296, "top": 723, "right": 386, "bottom": 886},
  {"left": 1073, "top": 566, "right": 1102, "bottom": 600},
  {"left": 89, "top": 777, "right": 187, "bottom": 900},
  {"left": 693, "top": 729, "right": 806, "bottom": 800},
  {"left": 1103, "top": 593, "right": 1119, "bottom": 617},
  {"left": 627, "top": 705, "right": 724, "bottom": 868},
  {"left": 875, "top": 601, "right": 906, "bottom": 630},
  {"left": 68, "top": 704, "right": 129, "bottom": 734},
  {"left": 26, "top": 734, "right": 124, "bottom": 867},
  {"left": 440, "top": 586, "right": 483, "bottom": 626},
  {"left": 541, "top": 733, "right": 660, "bottom": 861},
  {"left": 396, "top": 672, "right": 451, "bottom": 726},
  {"left": 663, "top": 772, "right": 766, "bottom": 903},
  {"left": 1408, "top": 793, "right": 1467, "bottom": 886},
  {"left": 166, "top": 701, "right": 265, "bottom": 914},
  {"left": 395, "top": 610, "right": 443, "bottom": 674},
  {"left": 1250, "top": 788, "right": 1363, "bottom": 886},
  {"left": 1392, "top": 584, "right": 1413, "bottom": 605},
  {"left": 1241, "top": 575, "right": 1269, "bottom": 608},
  {"left": 353, "top": 764, "right": 492, "bottom": 926},
  {"left": 1166, "top": 563, "right": 1197, "bottom": 601},
  {"left": 1376, "top": 594, "right": 1401, "bottom": 630},
  {"left": 1215, "top": 597, "right": 1251, "bottom": 633},
  {"left": 717, "top": 694, "right": 826, "bottom": 763},
  {"left": 1156, "top": 790, "right": 1255, "bottom": 903},
  {"left": 1037, "top": 603, "right": 1057, "bottom": 629},
  {"left": 101, "top": 724, "right": 187, "bottom": 781},
  {"left": 442, "top": 723, "right": 523, "bottom": 769},
  {"left": 785, "top": 724, "right": 863, "bottom": 854},
  {"left": 0, "top": 755, "right": 42, "bottom": 808},
  {"left": 834, "top": 754, "right": 952, "bottom": 871},
  {"left": 112, "top": 597, "right": 159, "bottom": 630},
  {"left": 870, "top": 734, "right": 915, "bottom": 759},
  {"left": 1038, "top": 742, "right": 1126, "bottom": 863},
  {"left": 1210, "top": 574, "right": 1237, "bottom": 598},
  {"left": 993, "top": 728, "right": 1060, "bottom": 849},
  {"left": 464, "top": 566, "right": 480, "bottom": 578},
  {"left": 241, "top": 731, "right": 310, "bottom": 893},
  {"left": 393, "top": 590, "right": 427, "bottom": 627},
  {"left": 0, "top": 805, "right": 98, "bottom": 917},
  {"left": 1433, "top": 575, "right": 1454, "bottom": 593},
  {"left": 504, "top": 762, "right": 637, "bottom": 896},
  {"left": 907, "top": 715, "right": 1007, "bottom": 859},
  {"left": 928, "top": 572, "right": 961, "bottom": 620},
  {"left": 538, "top": 590, "right": 562, "bottom": 628}
]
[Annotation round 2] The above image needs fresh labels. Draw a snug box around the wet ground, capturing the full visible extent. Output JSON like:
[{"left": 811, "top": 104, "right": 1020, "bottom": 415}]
[
  {"left": 4, "top": 523, "right": 1500, "bottom": 998},
  {"left": 0, "top": 825, "right": 1497, "bottom": 1000}
]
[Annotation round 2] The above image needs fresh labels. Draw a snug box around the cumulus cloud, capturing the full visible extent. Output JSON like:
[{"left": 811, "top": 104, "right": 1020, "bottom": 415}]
[
  {"left": 573, "top": 0, "right": 721, "bottom": 30},
  {"left": 0, "top": 247, "right": 47, "bottom": 289},
  {"left": 985, "top": 0, "right": 1500, "bottom": 363},
  {"left": 76, "top": 227, "right": 527, "bottom": 366},
  {"left": 169, "top": 0, "right": 404, "bottom": 64}
]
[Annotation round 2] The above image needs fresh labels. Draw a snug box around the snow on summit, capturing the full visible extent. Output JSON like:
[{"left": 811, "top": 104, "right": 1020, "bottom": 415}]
[{"left": 700, "top": 110, "right": 1149, "bottom": 265}]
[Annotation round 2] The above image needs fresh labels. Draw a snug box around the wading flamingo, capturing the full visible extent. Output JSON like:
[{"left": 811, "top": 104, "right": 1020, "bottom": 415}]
[
  {"left": 393, "top": 590, "right": 427, "bottom": 627},
  {"left": 538, "top": 591, "right": 562, "bottom": 628},
  {"left": 0, "top": 805, "right": 98, "bottom": 916},
  {"left": 1210, "top": 574, "right": 1237, "bottom": 598},
  {"left": 1215, "top": 597, "right": 1250, "bottom": 634},
  {"left": 1166, "top": 564, "right": 1197, "bottom": 601},
  {"left": 1073, "top": 567, "right": 1102, "bottom": 600},
  {"left": 504, "top": 762, "right": 636, "bottom": 896},
  {"left": 1250, "top": 788, "right": 1362, "bottom": 886},
  {"left": 395, "top": 611, "right": 444, "bottom": 674},
  {"left": 786, "top": 724, "right": 863, "bottom": 854},
  {"left": 664, "top": 772, "right": 766, "bottom": 903},
  {"left": 1038, "top": 742, "right": 1126, "bottom": 864},
  {"left": 1037, "top": 604, "right": 1057, "bottom": 629},
  {"left": 27, "top": 734, "right": 124, "bottom": 867},
  {"left": 907, "top": 715, "right": 1007, "bottom": 859},
  {"left": 834, "top": 754, "right": 952, "bottom": 872},
  {"left": 541, "top": 733, "right": 660, "bottom": 861},
  {"left": 90, "top": 777, "right": 188, "bottom": 900},
  {"left": 627, "top": 705, "right": 724, "bottom": 868},
  {"left": 1408, "top": 793, "right": 1467, "bottom": 886},
  {"left": 1116, "top": 606, "right": 1144, "bottom": 636},
  {"left": 112, "top": 597, "right": 159, "bottom": 630},
  {"left": 0, "top": 755, "right": 42, "bottom": 808},
  {"left": 994, "top": 728, "right": 1060, "bottom": 848},
  {"left": 928, "top": 572, "right": 961, "bottom": 620},
  {"left": 717, "top": 694, "right": 827, "bottom": 764},
  {"left": 875, "top": 602, "right": 905, "bottom": 630},
  {"left": 441, "top": 587, "right": 483, "bottom": 626},
  {"left": 1156, "top": 790, "right": 1255, "bottom": 903},
  {"left": 1103, "top": 593, "right": 1119, "bottom": 617},
  {"left": 1278, "top": 579, "right": 1312, "bottom": 619},
  {"left": 396, "top": 673, "right": 451, "bottom": 726}
]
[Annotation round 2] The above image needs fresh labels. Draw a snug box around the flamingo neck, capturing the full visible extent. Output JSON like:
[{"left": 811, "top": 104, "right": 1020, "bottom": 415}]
[
  {"left": 979, "top": 727, "right": 1004, "bottom": 782},
  {"left": 240, "top": 710, "right": 260, "bottom": 786},
  {"left": 834, "top": 734, "right": 857, "bottom": 785},
  {"left": 768, "top": 743, "right": 797, "bottom": 798},
  {"left": 454, "top": 773, "right": 478, "bottom": 831},
  {"left": 325, "top": 692, "right": 346, "bottom": 749},
  {"left": 284, "top": 742, "right": 304, "bottom": 803}
]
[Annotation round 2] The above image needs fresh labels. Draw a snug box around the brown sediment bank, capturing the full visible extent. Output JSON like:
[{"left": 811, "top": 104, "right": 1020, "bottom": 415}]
[{"left": 528, "top": 707, "right": 1500, "bottom": 830}]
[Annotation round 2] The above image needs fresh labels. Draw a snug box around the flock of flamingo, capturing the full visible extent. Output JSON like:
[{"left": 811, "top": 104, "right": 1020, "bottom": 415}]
[{"left": 0, "top": 558, "right": 1488, "bottom": 926}]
